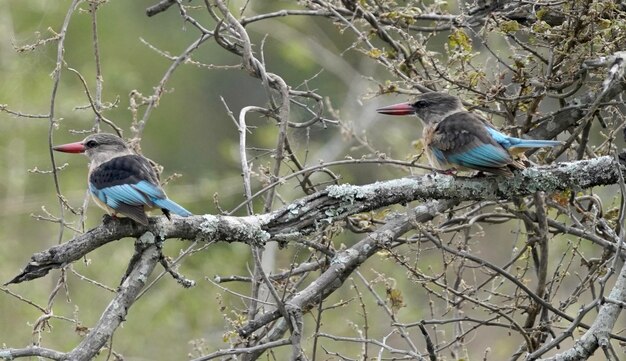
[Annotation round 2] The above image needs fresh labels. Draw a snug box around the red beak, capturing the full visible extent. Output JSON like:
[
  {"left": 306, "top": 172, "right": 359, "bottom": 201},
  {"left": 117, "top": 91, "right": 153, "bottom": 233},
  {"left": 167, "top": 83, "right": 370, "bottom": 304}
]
[
  {"left": 52, "top": 141, "right": 86, "bottom": 153},
  {"left": 376, "top": 102, "right": 416, "bottom": 116}
]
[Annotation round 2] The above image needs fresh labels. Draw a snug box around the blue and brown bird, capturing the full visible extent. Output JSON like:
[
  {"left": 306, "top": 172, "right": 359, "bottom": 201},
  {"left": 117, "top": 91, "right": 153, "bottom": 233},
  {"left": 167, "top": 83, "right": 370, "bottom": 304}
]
[
  {"left": 376, "top": 92, "right": 561, "bottom": 177},
  {"left": 53, "top": 133, "right": 192, "bottom": 225}
]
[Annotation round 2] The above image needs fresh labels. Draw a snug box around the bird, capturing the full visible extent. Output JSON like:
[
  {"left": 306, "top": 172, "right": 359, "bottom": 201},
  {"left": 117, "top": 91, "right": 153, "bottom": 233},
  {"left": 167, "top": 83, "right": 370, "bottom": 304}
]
[
  {"left": 376, "top": 92, "right": 562, "bottom": 177},
  {"left": 53, "top": 133, "right": 193, "bottom": 225}
]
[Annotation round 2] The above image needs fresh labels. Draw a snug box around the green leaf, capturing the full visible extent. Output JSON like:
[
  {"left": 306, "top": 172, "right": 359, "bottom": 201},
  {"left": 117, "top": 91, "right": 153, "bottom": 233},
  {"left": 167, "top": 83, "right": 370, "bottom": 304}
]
[{"left": 448, "top": 29, "right": 472, "bottom": 52}]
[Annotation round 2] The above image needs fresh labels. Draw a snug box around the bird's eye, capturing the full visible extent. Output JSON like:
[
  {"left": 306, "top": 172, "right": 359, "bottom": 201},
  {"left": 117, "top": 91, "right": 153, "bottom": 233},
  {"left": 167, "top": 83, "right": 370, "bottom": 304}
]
[
  {"left": 85, "top": 140, "right": 98, "bottom": 148},
  {"left": 413, "top": 100, "right": 428, "bottom": 108}
]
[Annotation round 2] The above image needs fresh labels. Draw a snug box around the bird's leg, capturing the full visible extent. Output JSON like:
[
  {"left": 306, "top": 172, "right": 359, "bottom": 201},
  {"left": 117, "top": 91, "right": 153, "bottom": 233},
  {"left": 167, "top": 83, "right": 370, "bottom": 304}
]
[{"left": 436, "top": 167, "right": 458, "bottom": 176}]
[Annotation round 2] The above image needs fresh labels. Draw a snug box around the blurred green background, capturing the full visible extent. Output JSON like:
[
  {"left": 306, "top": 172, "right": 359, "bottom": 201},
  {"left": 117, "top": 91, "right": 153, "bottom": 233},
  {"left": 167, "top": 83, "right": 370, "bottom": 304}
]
[{"left": 0, "top": 1, "right": 623, "bottom": 360}]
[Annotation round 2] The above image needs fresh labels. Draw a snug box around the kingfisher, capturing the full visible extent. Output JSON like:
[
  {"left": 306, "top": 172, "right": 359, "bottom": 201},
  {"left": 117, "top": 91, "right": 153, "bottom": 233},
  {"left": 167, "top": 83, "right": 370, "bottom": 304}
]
[
  {"left": 376, "top": 92, "right": 562, "bottom": 177},
  {"left": 53, "top": 133, "right": 193, "bottom": 225}
]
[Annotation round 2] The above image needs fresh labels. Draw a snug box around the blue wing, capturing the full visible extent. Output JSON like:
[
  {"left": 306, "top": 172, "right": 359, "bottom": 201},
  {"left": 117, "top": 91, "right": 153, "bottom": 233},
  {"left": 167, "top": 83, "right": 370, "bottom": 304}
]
[
  {"left": 447, "top": 143, "right": 511, "bottom": 168},
  {"left": 90, "top": 180, "right": 160, "bottom": 209},
  {"left": 430, "top": 112, "right": 515, "bottom": 173},
  {"left": 89, "top": 155, "right": 192, "bottom": 225}
]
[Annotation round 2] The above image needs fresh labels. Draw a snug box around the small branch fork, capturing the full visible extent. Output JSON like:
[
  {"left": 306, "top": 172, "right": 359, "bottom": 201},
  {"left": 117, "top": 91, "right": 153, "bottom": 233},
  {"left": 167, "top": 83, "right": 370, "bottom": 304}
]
[{"left": 1, "top": 235, "right": 160, "bottom": 361}]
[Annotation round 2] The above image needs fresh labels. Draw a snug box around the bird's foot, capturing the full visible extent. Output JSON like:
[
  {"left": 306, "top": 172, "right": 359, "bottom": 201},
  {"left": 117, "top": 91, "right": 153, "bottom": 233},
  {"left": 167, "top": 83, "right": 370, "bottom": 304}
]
[
  {"left": 435, "top": 168, "right": 458, "bottom": 176},
  {"left": 102, "top": 213, "right": 120, "bottom": 225}
]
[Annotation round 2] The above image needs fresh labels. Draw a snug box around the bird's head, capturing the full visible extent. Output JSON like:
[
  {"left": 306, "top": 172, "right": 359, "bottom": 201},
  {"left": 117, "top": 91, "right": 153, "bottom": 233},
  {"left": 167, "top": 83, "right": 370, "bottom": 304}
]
[
  {"left": 53, "top": 133, "right": 131, "bottom": 163},
  {"left": 376, "top": 92, "right": 464, "bottom": 124}
]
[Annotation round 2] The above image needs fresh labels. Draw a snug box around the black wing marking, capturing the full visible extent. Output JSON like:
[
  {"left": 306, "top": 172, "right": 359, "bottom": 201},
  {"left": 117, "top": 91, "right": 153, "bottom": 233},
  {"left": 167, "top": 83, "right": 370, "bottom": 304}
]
[{"left": 89, "top": 155, "right": 163, "bottom": 195}]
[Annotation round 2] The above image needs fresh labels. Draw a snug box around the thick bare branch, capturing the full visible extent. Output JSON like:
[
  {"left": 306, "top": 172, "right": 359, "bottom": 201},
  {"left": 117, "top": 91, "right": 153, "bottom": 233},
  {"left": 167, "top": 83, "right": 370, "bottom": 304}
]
[
  {"left": 7, "top": 155, "right": 625, "bottom": 285},
  {"left": 65, "top": 235, "right": 160, "bottom": 361}
]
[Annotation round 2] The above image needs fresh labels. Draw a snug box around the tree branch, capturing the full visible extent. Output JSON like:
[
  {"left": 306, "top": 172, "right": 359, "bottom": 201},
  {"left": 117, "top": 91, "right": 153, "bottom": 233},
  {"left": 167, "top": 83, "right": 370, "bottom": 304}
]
[
  {"left": 0, "top": 346, "right": 66, "bottom": 361},
  {"left": 65, "top": 234, "right": 160, "bottom": 361},
  {"left": 1, "top": 234, "right": 160, "bottom": 361},
  {"left": 238, "top": 199, "right": 457, "bottom": 349},
  {"left": 6, "top": 155, "right": 625, "bottom": 285}
]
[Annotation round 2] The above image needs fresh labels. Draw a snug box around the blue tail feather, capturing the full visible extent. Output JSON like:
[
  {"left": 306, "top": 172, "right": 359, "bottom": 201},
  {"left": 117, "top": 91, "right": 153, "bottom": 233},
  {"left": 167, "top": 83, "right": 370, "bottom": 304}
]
[
  {"left": 153, "top": 198, "right": 193, "bottom": 217},
  {"left": 485, "top": 127, "right": 561, "bottom": 149},
  {"left": 509, "top": 138, "right": 561, "bottom": 149}
]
